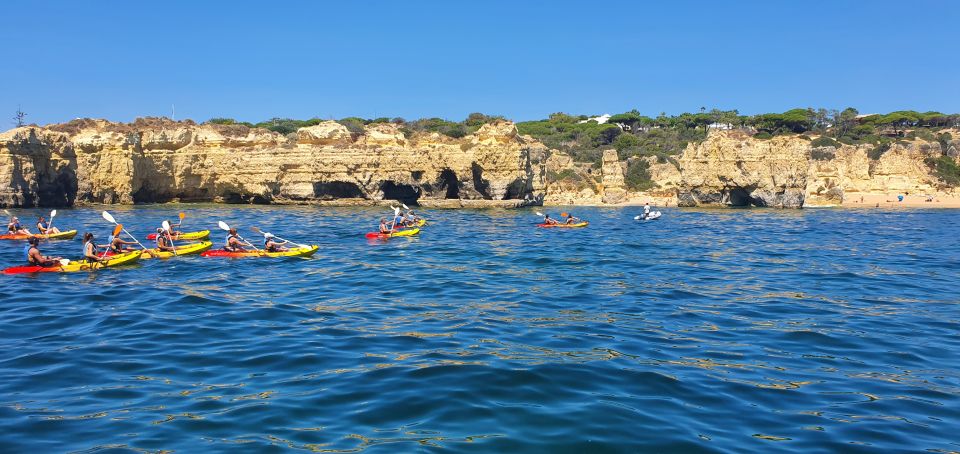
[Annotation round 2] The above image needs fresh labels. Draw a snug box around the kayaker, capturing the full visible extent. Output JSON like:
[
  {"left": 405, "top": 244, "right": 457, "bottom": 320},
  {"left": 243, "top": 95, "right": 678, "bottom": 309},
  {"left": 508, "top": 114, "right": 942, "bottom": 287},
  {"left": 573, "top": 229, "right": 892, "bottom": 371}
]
[
  {"left": 543, "top": 214, "right": 559, "bottom": 225},
  {"left": 564, "top": 213, "right": 582, "bottom": 225},
  {"left": 7, "top": 216, "right": 30, "bottom": 234},
  {"left": 224, "top": 228, "right": 246, "bottom": 252},
  {"left": 404, "top": 210, "right": 421, "bottom": 226},
  {"left": 155, "top": 228, "right": 175, "bottom": 253},
  {"left": 379, "top": 218, "right": 393, "bottom": 234},
  {"left": 25, "top": 237, "right": 62, "bottom": 267},
  {"left": 263, "top": 233, "right": 289, "bottom": 252},
  {"left": 36, "top": 215, "right": 61, "bottom": 235},
  {"left": 111, "top": 236, "right": 139, "bottom": 253},
  {"left": 164, "top": 219, "right": 182, "bottom": 238},
  {"left": 82, "top": 233, "right": 105, "bottom": 262}
]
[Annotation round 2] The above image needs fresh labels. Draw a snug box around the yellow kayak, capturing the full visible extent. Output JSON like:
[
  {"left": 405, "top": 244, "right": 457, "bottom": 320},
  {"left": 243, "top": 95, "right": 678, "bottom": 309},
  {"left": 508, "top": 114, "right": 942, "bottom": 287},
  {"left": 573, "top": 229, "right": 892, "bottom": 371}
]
[
  {"left": 145, "top": 230, "right": 210, "bottom": 241},
  {"left": 537, "top": 222, "right": 589, "bottom": 228},
  {"left": 365, "top": 228, "right": 420, "bottom": 239},
  {"left": 201, "top": 245, "right": 319, "bottom": 258},
  {"left": 4, "top": 250, "right": 141, "bottom": 274},
  {"left": 106, "top": 241, "right": 213, "bottom": 259},
  {"left": 0, "top": 229, "right": 78, "bottom": 240}
]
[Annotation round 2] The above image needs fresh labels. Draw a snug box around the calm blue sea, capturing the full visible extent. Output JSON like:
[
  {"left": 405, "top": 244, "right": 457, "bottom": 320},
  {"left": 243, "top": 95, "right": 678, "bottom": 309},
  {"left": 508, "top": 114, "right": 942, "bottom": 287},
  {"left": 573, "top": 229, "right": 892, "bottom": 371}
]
[{"left": 1, "top": 205, "right": 958, "bottom": 453}]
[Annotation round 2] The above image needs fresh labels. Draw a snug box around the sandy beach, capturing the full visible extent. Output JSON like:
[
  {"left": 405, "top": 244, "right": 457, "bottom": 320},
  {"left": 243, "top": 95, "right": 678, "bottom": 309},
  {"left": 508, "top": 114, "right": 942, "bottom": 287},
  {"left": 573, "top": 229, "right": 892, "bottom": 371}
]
[{"left": 840, "top": 193, "right": 960, "bottom": 209}]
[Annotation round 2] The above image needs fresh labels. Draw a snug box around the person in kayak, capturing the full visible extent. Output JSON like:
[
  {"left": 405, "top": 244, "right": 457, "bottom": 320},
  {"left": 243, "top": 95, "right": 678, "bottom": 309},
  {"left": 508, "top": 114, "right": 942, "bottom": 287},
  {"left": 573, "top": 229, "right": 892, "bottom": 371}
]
[
  {"left": 36, "top": 215, "right": 61, "bottom": 235},
  {"left": 564, "top": 213, "right": 582, "bottom": 224},
  {"left": 25, "top": 237, "right": 62, "bottom": 267},
  {"left": 263, "top": 233, "right": 289, "bottom": 252},
  {"left": 543, "top": 214, "right": 559, "bottom": 225},
  {"left": 7, "top": 216, "right": 30, "bottom": 234},
  {"left": 224, "top": 228, "right": 246, "bottom": 252},
  {"left": 165, "top": 219, "right": 183, "bottom": 237},
  {"left": 404, "top": 209, "right": 421, "bottom": 227},
  {"left": 82, "top": 233, "right": 105, "bottom": 262},
  {"left": 111, "top": 235, "right": 139, "bottom": 253},
  {"left": 379, "top": 218, "right": 393, "bottom": 234},
  {"left": 155, "top": 228, "right": 176, "bottom": 253}
]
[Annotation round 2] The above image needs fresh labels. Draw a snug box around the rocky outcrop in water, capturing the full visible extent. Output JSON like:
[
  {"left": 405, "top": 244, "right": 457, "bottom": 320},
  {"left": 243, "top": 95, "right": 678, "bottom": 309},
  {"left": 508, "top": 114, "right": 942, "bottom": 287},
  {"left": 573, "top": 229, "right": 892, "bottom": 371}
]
[{"left": 0, "top": 118, "right": 549, "bottom": 207}]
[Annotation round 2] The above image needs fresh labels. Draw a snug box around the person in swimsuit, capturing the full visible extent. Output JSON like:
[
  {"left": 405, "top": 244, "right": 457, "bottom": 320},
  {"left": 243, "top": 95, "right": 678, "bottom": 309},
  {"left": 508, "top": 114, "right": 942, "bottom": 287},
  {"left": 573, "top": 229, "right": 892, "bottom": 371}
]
[
  {"left": 36, "top": 215, "right": 61, "bottom": 235},
  {"left": 25, "top": 237, "right": 62, "bottom": 267}
]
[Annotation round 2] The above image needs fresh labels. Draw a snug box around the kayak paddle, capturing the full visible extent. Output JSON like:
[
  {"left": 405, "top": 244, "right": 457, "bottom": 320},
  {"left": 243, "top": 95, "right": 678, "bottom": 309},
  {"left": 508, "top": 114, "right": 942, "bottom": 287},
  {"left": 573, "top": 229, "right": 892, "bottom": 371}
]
[
  {"left": 250, "top": 227, "right": 308, "bottom": 248},
  {"left": 161, "top": 220, "right": 178, "bottom": 256},
  {"left": 46, "top": 209, "right": 57, "bottom": 237},
  {"left": 102, "top": 211, "right": 150, "bottom": 250}
]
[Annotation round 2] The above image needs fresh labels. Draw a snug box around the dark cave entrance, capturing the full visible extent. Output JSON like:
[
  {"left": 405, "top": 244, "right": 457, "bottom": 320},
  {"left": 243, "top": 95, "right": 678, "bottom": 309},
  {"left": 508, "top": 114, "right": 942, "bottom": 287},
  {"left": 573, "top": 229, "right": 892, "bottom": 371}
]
[
  {"left": 313, "top": 181, "right": 365, "bottom": 200},
  {"left": 727, "top": 187, "right": 764, "bottom": 207},
  {"left": 380, "top": 181, "right": 421, "bottom": 204},
  {"left": 438, "top": 169, "right": 460, "bottom": 199}
]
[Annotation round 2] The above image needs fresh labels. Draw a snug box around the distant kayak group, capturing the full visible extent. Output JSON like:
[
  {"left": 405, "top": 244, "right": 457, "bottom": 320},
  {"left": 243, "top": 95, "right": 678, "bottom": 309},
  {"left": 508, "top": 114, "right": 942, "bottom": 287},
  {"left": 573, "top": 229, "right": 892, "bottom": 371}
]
[{"left": 3, "top": 202, "right": 660, "bottom": 274}]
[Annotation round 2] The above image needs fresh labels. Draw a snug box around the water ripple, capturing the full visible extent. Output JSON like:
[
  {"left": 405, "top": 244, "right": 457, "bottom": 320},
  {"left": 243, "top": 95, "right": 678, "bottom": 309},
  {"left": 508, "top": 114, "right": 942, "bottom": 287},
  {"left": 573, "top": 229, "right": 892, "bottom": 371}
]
[{"left": 1, "top": 205, "right": 959, "bottom": 452}]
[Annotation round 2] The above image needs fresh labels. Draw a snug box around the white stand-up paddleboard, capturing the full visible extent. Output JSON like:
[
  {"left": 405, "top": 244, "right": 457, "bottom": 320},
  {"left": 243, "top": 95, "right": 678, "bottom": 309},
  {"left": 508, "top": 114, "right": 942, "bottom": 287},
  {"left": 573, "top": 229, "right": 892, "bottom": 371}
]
[{"left": 634, "top": 211, "right": 661, "bottom": 221}]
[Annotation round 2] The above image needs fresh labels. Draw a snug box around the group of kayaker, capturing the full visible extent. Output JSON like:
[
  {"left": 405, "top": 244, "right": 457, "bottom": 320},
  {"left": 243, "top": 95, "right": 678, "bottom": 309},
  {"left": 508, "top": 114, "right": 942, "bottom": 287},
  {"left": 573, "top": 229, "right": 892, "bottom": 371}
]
[
  {"left": 6, "top": 215, "right": 62, "bottom": 236},
  {"left": 222, "top": 227, "right": 290, "bottom": 252},
  {"left": 379, "top": 208, "right": 422, "bottom": 234},
  {"left": 542, "top": 212, "right": 583, "bottom": 225}
]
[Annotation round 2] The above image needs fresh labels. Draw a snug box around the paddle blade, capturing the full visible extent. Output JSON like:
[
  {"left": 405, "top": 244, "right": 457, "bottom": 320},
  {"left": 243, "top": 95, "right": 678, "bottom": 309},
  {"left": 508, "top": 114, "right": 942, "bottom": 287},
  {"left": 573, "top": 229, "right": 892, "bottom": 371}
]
[
  {"left": 50, "top": 209, "right": 57, "bottom": 218},
  {"left": 59, "top": 259, "right": 70, "bottom": 266},
  {"left": 402, "top": 203, "right": 409, "bottom": 210},
  {"left": 102, "top": 211, "right": 117, "bottom": 224},
  {"left": 393, "top": 207, "right": 400, "bottom": 216},
  {"left": 179, "top": 212, "right": 185, "bottom": 220},
  {"left": 113, "top": 224, "right": 123, "bottom": 237},
  {"left": 561, "top": 212, "right": 568, "bottom": 217},
  {"left": 218, "top": 221, "right": 231, "bottom": 231},
  {"left": 251, "top": 226, "right": 262, "bottom": 234},
  {"left": 161, "top": 220, "right": 171, "bottom": 232},
  {"left": 535, "top": 212, "right": 545, "bottom": 217}
]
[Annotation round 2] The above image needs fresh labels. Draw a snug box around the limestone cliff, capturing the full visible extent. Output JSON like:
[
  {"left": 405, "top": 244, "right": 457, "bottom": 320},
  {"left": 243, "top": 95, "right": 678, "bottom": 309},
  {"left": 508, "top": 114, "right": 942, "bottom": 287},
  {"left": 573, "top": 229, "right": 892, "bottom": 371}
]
[
  {"left": 0, "top": 118, "right": 548, "bottom": 208},
  {"left": 4, "top": 119, "right": 956, "bottom": 209},
  {"left": 677, "top": 130, "right": 960, "bottom": 207}
]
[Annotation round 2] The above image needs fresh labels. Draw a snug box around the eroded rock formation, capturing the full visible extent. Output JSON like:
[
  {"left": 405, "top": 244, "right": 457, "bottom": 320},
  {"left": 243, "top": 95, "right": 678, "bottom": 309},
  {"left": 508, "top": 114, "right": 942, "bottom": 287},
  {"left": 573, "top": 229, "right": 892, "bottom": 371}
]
[
  {"left": 0, "top": 119, "right": 549, "bottom": 207},
  {"left": 677, "top": 130, "right": 959, "bottom": 207}
]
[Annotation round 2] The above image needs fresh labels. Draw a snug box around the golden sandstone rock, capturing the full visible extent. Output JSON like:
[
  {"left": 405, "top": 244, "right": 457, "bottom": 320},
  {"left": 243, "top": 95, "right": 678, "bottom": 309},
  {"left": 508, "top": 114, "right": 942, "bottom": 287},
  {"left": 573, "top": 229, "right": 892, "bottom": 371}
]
[
  {"left": 0, "top": 118, "right": 549, "bottom": 207},
  {"left": 1, "top": 120, "right": 957, "bottom": 208}
]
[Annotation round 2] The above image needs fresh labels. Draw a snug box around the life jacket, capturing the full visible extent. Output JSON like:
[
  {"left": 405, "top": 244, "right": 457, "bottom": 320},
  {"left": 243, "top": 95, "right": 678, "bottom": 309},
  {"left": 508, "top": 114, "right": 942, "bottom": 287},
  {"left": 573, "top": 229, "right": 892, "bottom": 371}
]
[
  {"left": 24, "top": 245, "right": 32, "bottom": 263},
  {"left": 38, "top": 221, "right": 48, "bottom": 230},
  {"left": 225, "top": 234, "right": 239, "bottom": 250},
  {"left": 83, "top": 240, "right": 95, "bottom": 258}
]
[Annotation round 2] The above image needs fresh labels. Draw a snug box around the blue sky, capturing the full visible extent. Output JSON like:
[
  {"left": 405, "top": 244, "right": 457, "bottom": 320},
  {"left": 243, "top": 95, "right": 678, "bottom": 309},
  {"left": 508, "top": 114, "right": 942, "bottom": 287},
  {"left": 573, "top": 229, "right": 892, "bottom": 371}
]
[{"left": 3, "top": 0, "right": 958, "bottom": 125}]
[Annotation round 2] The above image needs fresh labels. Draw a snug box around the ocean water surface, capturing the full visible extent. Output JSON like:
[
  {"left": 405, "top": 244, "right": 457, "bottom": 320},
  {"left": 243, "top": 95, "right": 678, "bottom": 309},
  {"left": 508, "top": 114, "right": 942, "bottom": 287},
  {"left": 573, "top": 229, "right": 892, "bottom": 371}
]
[{"left": 1, "top": 205, "right": 958, "bottom": 452}]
